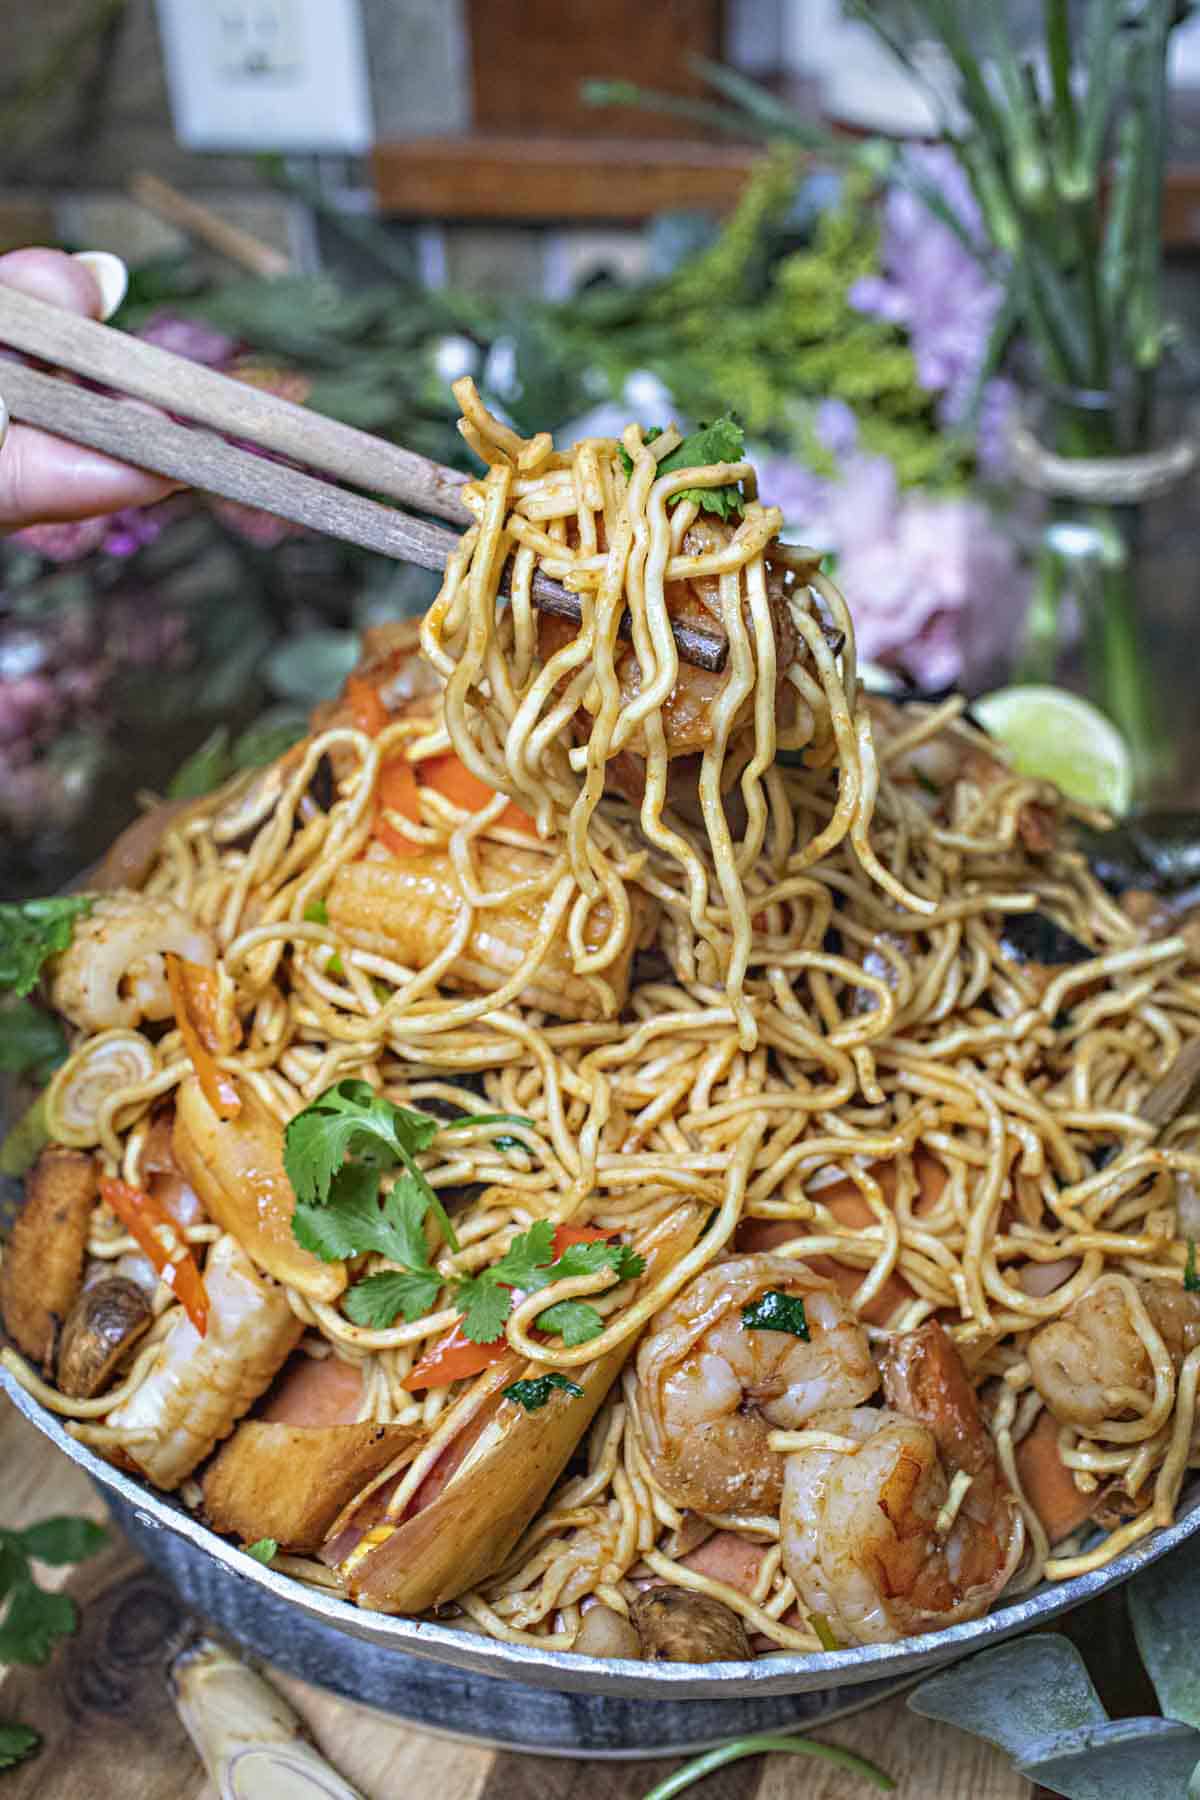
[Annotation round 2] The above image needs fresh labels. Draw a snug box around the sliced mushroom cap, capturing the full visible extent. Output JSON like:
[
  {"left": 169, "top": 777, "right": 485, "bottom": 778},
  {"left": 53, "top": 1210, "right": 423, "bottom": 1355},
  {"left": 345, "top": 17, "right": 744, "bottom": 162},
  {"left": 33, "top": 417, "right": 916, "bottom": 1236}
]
[
  {"left": 630, "top": 1587, "right": 751, "bottom": 1663},
  {"left": 56, "top": 1276, "right": 154, "bottom": 1398}
]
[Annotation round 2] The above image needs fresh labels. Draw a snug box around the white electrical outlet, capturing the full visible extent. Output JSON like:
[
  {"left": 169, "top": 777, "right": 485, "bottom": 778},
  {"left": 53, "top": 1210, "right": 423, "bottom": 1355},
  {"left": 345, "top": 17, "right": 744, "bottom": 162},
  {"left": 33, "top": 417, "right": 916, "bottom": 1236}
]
[{"left": 156, "top": 0, "right": 373, "bottom": 152}]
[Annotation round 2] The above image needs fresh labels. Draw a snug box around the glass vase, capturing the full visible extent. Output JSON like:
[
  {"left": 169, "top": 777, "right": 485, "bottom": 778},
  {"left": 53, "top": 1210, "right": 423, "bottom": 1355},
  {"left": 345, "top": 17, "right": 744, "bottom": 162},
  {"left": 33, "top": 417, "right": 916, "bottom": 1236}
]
[{"left": 1008, "top": 374, "right": 1198, "bottom": 799}]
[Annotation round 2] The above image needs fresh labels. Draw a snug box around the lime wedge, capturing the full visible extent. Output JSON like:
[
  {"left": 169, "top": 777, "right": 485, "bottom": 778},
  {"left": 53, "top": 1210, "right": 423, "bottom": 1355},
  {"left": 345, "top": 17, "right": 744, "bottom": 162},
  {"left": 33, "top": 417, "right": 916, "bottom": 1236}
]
[{"left": 971, "top": 685, "right": 1132, "bottom": 814}]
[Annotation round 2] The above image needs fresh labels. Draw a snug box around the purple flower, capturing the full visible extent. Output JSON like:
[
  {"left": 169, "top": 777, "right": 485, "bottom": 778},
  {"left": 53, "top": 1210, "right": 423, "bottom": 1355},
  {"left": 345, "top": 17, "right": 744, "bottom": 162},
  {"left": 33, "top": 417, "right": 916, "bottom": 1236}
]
[
  {"left": 137, "top": 312, "right": 238, "bottom": 366},
  {"left": 851, "top": 147, "right": 1007, "bottom": 441}
]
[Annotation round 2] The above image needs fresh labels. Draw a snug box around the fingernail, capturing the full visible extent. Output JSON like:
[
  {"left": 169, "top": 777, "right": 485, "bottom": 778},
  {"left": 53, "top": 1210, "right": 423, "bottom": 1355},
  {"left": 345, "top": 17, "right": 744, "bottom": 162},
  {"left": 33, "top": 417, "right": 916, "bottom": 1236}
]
[{"left": 72, "top": 250, "right": 129, "bottom": 321}]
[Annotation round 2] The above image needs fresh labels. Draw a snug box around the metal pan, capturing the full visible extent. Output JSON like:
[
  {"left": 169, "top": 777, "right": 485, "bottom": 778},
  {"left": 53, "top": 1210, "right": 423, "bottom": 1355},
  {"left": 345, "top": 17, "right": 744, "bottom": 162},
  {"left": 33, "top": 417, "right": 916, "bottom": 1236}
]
[{"left": 6, "top": 1364, "right": 1200, "bottom": 1709}]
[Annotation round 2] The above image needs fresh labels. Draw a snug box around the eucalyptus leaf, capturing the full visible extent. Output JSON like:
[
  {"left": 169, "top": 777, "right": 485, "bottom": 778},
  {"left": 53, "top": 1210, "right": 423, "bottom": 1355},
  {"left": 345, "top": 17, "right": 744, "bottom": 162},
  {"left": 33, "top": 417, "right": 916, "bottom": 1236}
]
[
  {"left": 1128, "top": 1531, "right": 1200, "bottom": 1729},
  {"left": 1018, "top": 1717, "right": 1200, "bottom": 1800},
  {"left": 908, "top": 1636, "right": 1106, "bottom": 1762},
  {"left": 263, "top": 631, "right": 359, "bottom": 704}
]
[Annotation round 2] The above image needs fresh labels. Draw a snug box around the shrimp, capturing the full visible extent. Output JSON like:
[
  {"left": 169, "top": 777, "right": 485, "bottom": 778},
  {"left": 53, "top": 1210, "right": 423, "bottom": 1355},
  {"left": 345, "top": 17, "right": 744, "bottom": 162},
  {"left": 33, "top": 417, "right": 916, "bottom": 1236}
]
[
  {"left": 105, "top": 1234, "right": 302, "bottom": 1489},
  {"left": 633, "top": 1256, "right": 878, "bottom": 1515},
  {"left": 780, "top": 1323, "right": 1024, "bottom": 1645},
  {"left": 1028, "top": 1275, "right": 1200, "bottom": 1432},
  {"left": 48, "top": 892, "right": 215, "bottom": 1034}
]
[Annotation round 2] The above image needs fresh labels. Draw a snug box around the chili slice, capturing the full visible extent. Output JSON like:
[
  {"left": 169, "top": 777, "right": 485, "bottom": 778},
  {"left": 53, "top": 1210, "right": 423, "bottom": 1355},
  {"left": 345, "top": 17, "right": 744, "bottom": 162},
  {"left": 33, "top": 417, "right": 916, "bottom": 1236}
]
[
  {"left": 166, "top": 954, "right": 241, "bottom": 1121},
  {"left": 100, "top": 1177, "right": 209, "bottom": 1336}
]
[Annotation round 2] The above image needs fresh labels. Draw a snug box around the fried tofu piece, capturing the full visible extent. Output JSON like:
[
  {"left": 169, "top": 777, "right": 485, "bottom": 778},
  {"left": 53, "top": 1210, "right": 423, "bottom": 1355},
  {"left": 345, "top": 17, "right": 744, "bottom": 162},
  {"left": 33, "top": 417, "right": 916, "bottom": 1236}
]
[
  {"left": 202, "top": 1419, "right": 419, "bottom": 1552},
  {"left": 0, "top": 1146, "right": 97, "bottom": 1372},
  {"left": 328, "top": 840, "right": 650, "bottom": 1022}
]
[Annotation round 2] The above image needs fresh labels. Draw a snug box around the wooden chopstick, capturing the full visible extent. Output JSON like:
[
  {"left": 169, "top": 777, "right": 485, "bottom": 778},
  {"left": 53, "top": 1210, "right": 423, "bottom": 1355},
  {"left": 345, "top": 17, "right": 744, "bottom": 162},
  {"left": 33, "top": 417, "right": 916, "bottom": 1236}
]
[
  {"left": 0, "top": 282, "right": 472, "bottom": 525},
  {"left": 0, "top": 344, "right": 729, "bottom": 673},
  {"left": 128, "top": 173, "right": 293, "bottom": 279}
]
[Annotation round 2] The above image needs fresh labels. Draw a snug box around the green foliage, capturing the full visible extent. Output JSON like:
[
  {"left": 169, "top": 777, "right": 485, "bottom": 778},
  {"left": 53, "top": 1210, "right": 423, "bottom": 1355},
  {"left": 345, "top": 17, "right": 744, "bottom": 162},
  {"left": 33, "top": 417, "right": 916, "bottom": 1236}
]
[
  {"left": 0, "top": 1511, "right": 106, "bottom": 1775},
  {"left": 502, "top": 1373, "right": 584, "bottom": 1412},
  {"left": 0, "top": 899, "right": 93, "bottom": 998}
]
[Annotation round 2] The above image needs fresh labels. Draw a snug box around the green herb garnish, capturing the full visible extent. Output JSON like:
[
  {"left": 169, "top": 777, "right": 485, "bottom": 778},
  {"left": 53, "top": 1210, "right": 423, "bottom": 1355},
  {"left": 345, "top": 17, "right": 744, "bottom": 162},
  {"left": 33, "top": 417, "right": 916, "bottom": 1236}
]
[
  {"left": 454, "top": 1220, "right": 644, "bottom": 1347},
  {"left": 285, "top": 1079, "right": 533, "bottom": 1328},
  {"left": 503, "top": 1372, "right": 584, "bottom": 1412},
  {"left": 0, "top": 1723, "right": 40, "bottom": 1771},
  {"left": 0, "top": 1511, "right": 106, "bottom": 1774},
  {"left": 809, "top": 1611, "right": 840, "bottom": 1652},
  {"left": 303, "top": 899, "right": 329, "bottom": 926},
  {"left": 741, "top": 1290, "right": 810, "bottom": 1339},
  {"left": 244, "top": 1537, "right": 278, "bottom": 1564},
  {"left": 617, "top": 415, "right": 746, "bottom": 519},
  {"left": 0, "top": 1000, "right": 68, "bottom": 1084},
  {"left": 1186, "top": 1240, "right": 1199, "bottom": 1293},
  {"left": 0, "top": 898, "right": 93, "bottom": 998}
]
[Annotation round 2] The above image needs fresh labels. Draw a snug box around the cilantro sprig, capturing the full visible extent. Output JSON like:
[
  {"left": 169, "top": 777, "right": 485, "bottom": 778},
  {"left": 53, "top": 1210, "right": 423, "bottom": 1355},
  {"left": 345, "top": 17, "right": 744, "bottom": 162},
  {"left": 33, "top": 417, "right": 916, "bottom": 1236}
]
[
  {"left": 0, "top": 898, "right": 93, "bottom": 998},
  {"left": 0, "top": 1514, "right": 107, "bottom": 1770},
  {"left": 617, "top": 415, "right": 746, "bottom": 520},
  {"left": 503, "top": 1373, "right": 584, "bottom": 1412},
  {"left": 741, "top": 1290, "right": 810, "bottom": 1339},
  {"left": 285, "top": 1084, "right": 645, "bottom": 1345},
  {"left": 453, "top": 1218, "right": 645, "bottom": 1347}
]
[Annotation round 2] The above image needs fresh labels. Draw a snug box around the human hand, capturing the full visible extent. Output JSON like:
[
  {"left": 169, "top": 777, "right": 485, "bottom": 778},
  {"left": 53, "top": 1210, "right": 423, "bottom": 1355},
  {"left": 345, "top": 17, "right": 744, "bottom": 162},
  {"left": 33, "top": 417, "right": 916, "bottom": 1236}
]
[{"left": 0, "top": 248, "right": 176, "bottom": 528}]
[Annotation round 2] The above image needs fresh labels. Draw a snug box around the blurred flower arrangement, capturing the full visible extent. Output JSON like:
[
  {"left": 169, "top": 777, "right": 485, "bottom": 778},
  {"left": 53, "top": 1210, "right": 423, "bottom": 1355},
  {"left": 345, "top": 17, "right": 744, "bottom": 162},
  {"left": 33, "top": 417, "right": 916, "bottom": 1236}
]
[
  {"left": 0, "top": 267, "right": 494, "bottom": 893},
  {"left": 592, "top": 0, "right": 1199, "bottom": 787}
]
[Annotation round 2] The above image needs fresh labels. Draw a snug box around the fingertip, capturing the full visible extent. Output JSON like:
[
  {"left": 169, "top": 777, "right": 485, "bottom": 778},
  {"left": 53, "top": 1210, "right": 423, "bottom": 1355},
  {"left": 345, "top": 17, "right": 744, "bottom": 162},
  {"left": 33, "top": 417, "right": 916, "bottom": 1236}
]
[
  {"left": 72, "top": 251, "right": 129, "bottom": 321},
  {"left": 0, "top": 247, "right": 107, "bottom": 318}
]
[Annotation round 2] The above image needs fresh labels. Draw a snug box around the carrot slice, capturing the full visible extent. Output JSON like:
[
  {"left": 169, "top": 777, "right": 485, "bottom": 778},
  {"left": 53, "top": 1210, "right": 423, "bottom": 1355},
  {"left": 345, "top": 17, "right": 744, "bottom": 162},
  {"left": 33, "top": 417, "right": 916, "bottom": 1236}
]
[
  {"left": 419, "top": 750, "right": 535, "bottom": 836},
  {"left": 165, "top": 954, "right": 241, "bottom": 1121},
  {"left": 100, "top": 1176, "right": 209, "bottom": 1336},
  {"left": 346, "top": 674, "right": 388, "bottom": 737}
]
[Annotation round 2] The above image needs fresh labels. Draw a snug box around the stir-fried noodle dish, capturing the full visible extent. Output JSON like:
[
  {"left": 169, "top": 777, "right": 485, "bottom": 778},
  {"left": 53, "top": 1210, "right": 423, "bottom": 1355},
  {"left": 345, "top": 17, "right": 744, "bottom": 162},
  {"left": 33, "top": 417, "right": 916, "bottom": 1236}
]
[{"left": 6, "top": 381, "right": 1200, "bottom": 1662}]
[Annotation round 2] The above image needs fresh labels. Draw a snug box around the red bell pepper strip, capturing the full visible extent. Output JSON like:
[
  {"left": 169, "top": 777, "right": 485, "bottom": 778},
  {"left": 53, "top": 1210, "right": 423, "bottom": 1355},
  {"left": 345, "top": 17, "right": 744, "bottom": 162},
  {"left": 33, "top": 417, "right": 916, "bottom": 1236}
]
[{"left": 99, "top": 1177, "right": 210, "bottom": 1336}]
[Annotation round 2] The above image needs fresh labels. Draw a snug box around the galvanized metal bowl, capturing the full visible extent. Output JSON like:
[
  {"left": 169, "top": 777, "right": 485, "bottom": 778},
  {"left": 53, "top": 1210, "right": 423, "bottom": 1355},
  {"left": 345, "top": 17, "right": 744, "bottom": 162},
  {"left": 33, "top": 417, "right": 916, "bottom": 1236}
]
[
  {"left": 6, "top": 1078, "right": 1200, "bottom": 1752},
  {"left": 6, "top": 1366, "right": 1200, "bottom": 1728}
]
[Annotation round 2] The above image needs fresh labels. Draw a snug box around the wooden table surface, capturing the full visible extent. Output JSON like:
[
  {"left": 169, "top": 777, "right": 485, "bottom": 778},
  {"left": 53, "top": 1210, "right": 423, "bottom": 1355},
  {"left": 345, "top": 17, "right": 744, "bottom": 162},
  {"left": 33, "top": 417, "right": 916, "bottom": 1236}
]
[{"left": 0, "top": 1402, "right": 1028, "bottom": 1800}]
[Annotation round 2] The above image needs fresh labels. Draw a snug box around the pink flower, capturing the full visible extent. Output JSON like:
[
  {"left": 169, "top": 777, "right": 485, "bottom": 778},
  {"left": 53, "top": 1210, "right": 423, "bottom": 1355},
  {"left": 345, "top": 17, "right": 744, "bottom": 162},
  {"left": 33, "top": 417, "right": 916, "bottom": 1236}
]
[{"left": 137, "top": 312, "right": 238, "bottom": 366}]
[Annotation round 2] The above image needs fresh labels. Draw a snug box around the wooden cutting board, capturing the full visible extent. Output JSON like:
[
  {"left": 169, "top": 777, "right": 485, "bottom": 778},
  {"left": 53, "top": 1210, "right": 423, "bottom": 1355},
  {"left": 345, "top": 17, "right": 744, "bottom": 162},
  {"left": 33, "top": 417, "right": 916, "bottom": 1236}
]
[{"left": 0, "top": 1400, "right": 1026, "bottom": 1799}]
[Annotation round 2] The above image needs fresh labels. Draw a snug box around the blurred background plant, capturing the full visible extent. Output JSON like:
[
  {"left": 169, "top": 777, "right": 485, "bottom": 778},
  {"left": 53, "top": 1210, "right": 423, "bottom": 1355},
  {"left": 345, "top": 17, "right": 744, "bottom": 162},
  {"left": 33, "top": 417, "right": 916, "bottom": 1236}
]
[{"left": 4, "top": 0, "right": 1199, "bottom": 890}]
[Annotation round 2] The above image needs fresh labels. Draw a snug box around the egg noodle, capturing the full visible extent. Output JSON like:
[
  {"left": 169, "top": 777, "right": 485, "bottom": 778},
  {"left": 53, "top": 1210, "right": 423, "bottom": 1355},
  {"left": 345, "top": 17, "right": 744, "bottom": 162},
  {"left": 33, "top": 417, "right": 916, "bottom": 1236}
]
[{"left": 7, "top": 381, "right": 1200, "bottom": 1657}]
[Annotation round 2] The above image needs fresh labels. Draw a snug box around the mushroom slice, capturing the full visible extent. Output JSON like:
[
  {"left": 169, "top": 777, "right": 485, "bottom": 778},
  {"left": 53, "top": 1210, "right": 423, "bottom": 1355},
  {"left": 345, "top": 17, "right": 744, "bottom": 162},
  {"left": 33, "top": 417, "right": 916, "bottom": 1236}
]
[
  {"left": 630, "top": 1587, "right": 751, "bottom": 1663},
  {"left": 0, "top": 1146, "right": 97, "bottom": 1371},
  {"left": 56, "top": 1276, "right": 154, "bottom": 1398},
  {"left": 203, "top": 1420, "right": 420, "bottom": 1553}
]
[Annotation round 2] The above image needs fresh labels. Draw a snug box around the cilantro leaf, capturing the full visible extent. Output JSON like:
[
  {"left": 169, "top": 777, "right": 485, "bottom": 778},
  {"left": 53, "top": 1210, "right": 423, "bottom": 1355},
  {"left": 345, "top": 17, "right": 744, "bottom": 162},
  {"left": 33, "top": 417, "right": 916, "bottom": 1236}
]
[
  {"left": 486, "top": 1219, "right": 556, "bottom": 1288},
  {"left": 1187, "top": 1240, "right": 1199, "bottom": 1293},
  {"left": 244, "top": 1537, "right": 278, "bottom": 1564},
  {"left": 0, "top": 898, "right": 93, "bottom": 998},
  {"left": 456, "top": 1276, "right": 516, "bottom": 1346},
  {"left": 533, "top": 1300, "right": 605, "bottom": 1346},
  {"left": 0, "top": 1722, "right": 40, "bottom": 1770},
  {"left": 0, "top": 1582, "right": 77, "bottom": 1666},
  {"left": 741, "top": 1290, "right": 810, "bottom": 1339},
  {"left": 343, "top": 1268, "right": 443, "bottom": 1328},
  {"left": 0, "top": 1001, "right": 67, "bottom": 1083},
  {"left": 283, "top": 1078, "right": 457, "bottom": 1249},
  {"left": 17, "top": 1518, "right": 106, "bottom": 1566},
  {"left": 453, "top": 1226, "right": 645, "bottom": 1346},
  {"left": 503, "top": 1373, "right": 584, "bottom": 1412},
  {"left": 618, "top": 416, "right": 746, "bottom": 518}
]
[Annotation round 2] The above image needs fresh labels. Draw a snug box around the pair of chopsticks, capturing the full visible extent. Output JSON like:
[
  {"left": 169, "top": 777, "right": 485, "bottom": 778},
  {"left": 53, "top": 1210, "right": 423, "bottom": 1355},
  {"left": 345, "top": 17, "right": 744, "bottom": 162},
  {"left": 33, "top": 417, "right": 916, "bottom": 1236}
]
[{"left": 0, "top": 284, "right": 728, "bottom": 675}]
